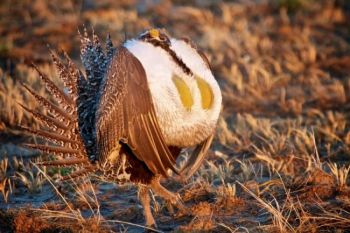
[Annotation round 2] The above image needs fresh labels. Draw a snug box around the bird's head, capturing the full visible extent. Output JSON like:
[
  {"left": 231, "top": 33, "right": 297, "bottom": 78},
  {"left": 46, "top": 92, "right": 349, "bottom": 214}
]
[
  {"left": 137, "top": 28, "right": 212, "bottom": 78},
  {"left": 138, "top": 28, "right": 171, "bottom": 47}
]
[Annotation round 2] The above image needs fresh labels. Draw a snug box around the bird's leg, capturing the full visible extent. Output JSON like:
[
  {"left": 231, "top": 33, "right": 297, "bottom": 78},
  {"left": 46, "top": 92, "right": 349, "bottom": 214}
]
[
  {"left": 138, "top": 185, "right": 156, "bottom": 227},
  {"left": 149, "top": 176, "right": 187, "bottom": 215}
]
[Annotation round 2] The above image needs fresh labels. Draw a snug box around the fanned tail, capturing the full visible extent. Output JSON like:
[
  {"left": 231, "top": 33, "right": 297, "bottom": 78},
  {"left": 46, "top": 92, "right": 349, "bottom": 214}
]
[
  {"left": 20, "top": 29, "right": 116, "bottom": 180},
  {"left": 20, "top": 126, "right": 77, "bottom": 146},
  {"left": 77, "top": 28, "right": 116, "bottom": 162}
]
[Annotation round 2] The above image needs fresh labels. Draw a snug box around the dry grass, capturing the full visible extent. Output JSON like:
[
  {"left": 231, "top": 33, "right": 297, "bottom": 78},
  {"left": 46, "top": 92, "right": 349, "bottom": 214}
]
[
  {"left": 0, "top": 0, "right": 350, "bottom": 232},
  {"left": 0, "top": 63, "right": 59, "bottom": 131}
]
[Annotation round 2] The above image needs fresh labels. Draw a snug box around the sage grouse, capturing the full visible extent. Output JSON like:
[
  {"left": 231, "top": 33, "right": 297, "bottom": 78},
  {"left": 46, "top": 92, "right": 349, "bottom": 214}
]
[{"left": 20, "top": 28, "right": 222, "bottom": 227}]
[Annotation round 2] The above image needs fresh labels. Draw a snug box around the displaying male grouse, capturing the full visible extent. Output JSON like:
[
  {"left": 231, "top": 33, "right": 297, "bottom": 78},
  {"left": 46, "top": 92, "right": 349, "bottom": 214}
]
[{"left": 20, "top": 28, "right": 222, "bottom": 227}]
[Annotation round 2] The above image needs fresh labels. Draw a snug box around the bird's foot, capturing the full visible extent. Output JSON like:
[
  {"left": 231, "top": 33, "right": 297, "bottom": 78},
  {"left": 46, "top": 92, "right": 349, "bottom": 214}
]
[
  {"left": 144, "top": 224, "right": 158, "bottom": 233},
  {"left": 138, "top": 185, "right": 157, "bottom": 228},
  {"left": 168, "top": 194, "right": 189, "bottom": 217},
  {"left": 150, "top": 176, "right": 189, "bottom": 217}
]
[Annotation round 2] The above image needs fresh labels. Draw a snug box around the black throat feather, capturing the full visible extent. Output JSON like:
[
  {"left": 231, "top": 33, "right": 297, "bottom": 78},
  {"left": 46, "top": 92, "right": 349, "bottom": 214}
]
[{"left": 142, "top": 38, "right": 193, "bottom": 76}]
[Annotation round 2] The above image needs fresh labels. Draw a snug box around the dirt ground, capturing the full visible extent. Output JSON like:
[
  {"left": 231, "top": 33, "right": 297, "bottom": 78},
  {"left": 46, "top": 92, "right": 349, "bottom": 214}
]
[{"left": 0, "top": 0, "right": 350, "bottom": 232}]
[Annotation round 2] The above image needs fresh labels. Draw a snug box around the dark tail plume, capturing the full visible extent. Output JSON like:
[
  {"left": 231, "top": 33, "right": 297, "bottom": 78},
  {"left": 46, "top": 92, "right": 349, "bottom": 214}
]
[{"left": 20, "top": 30, "right": 116, "bottom": 180}]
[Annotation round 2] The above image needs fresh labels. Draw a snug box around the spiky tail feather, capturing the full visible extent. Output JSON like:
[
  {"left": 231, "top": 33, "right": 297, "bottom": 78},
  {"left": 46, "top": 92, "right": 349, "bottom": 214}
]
[
  {"left": 20, "top": 30, "right": 116, "bottom": 180},
  {"left": 77, "top": 28, "right": 115, "bottom": 162}
]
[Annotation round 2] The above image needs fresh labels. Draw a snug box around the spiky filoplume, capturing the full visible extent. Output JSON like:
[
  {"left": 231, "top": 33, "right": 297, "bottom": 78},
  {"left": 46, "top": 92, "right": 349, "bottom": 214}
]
[
  {"left": 20, "top": 29, "right": 223, "bottom": 228},
  {"left": 77, "top": 29, "right": 115, "bottom": 162},
  {"left": 21, "top": 30, "right": 116, "bottom": 178}
]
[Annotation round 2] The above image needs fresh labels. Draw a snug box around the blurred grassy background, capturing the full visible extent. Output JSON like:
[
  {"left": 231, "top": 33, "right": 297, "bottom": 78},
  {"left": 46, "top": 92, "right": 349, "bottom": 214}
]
[
  {"left": 0, "top": 0, "right": 350, "bottom": 232},
  {"left": 1, "top": 0, "right": 349, "bottom": 153}
]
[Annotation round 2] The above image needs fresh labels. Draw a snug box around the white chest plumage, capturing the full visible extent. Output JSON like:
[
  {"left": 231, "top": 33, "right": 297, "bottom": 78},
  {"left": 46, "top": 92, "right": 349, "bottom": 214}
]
[{"left": 124, "top": 39, "right": 222, "bottom": 147}]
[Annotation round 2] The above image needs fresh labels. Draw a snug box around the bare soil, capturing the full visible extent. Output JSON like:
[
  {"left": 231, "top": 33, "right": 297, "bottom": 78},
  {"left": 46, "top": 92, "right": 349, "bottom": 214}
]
[{"left": 1, "top": 0, "right": 350, "bottom": 232}]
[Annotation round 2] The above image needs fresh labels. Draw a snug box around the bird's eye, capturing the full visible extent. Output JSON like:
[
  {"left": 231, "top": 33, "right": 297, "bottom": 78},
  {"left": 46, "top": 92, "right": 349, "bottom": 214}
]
[
  {"left": 159, "top": 35, "right": 170, "bottom": 45},
  {"left": 140, "top": 28, "right": 170, "bottom": 46}
]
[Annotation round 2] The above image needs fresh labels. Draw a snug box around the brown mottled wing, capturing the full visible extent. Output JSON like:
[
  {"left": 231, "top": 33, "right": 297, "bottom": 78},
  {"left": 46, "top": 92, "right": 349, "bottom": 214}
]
[
  {"left": 180, "top": 133, "right": 214, "bottom": 180},
  {"left": 96, "top": 46, "right": 178, "bottom": 177}
]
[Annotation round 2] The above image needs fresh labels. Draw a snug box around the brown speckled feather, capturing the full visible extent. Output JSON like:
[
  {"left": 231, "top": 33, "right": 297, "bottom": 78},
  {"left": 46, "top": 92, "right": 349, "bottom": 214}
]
[{"left": 96, "top": 46, "right": 178, "bottom": 177}]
